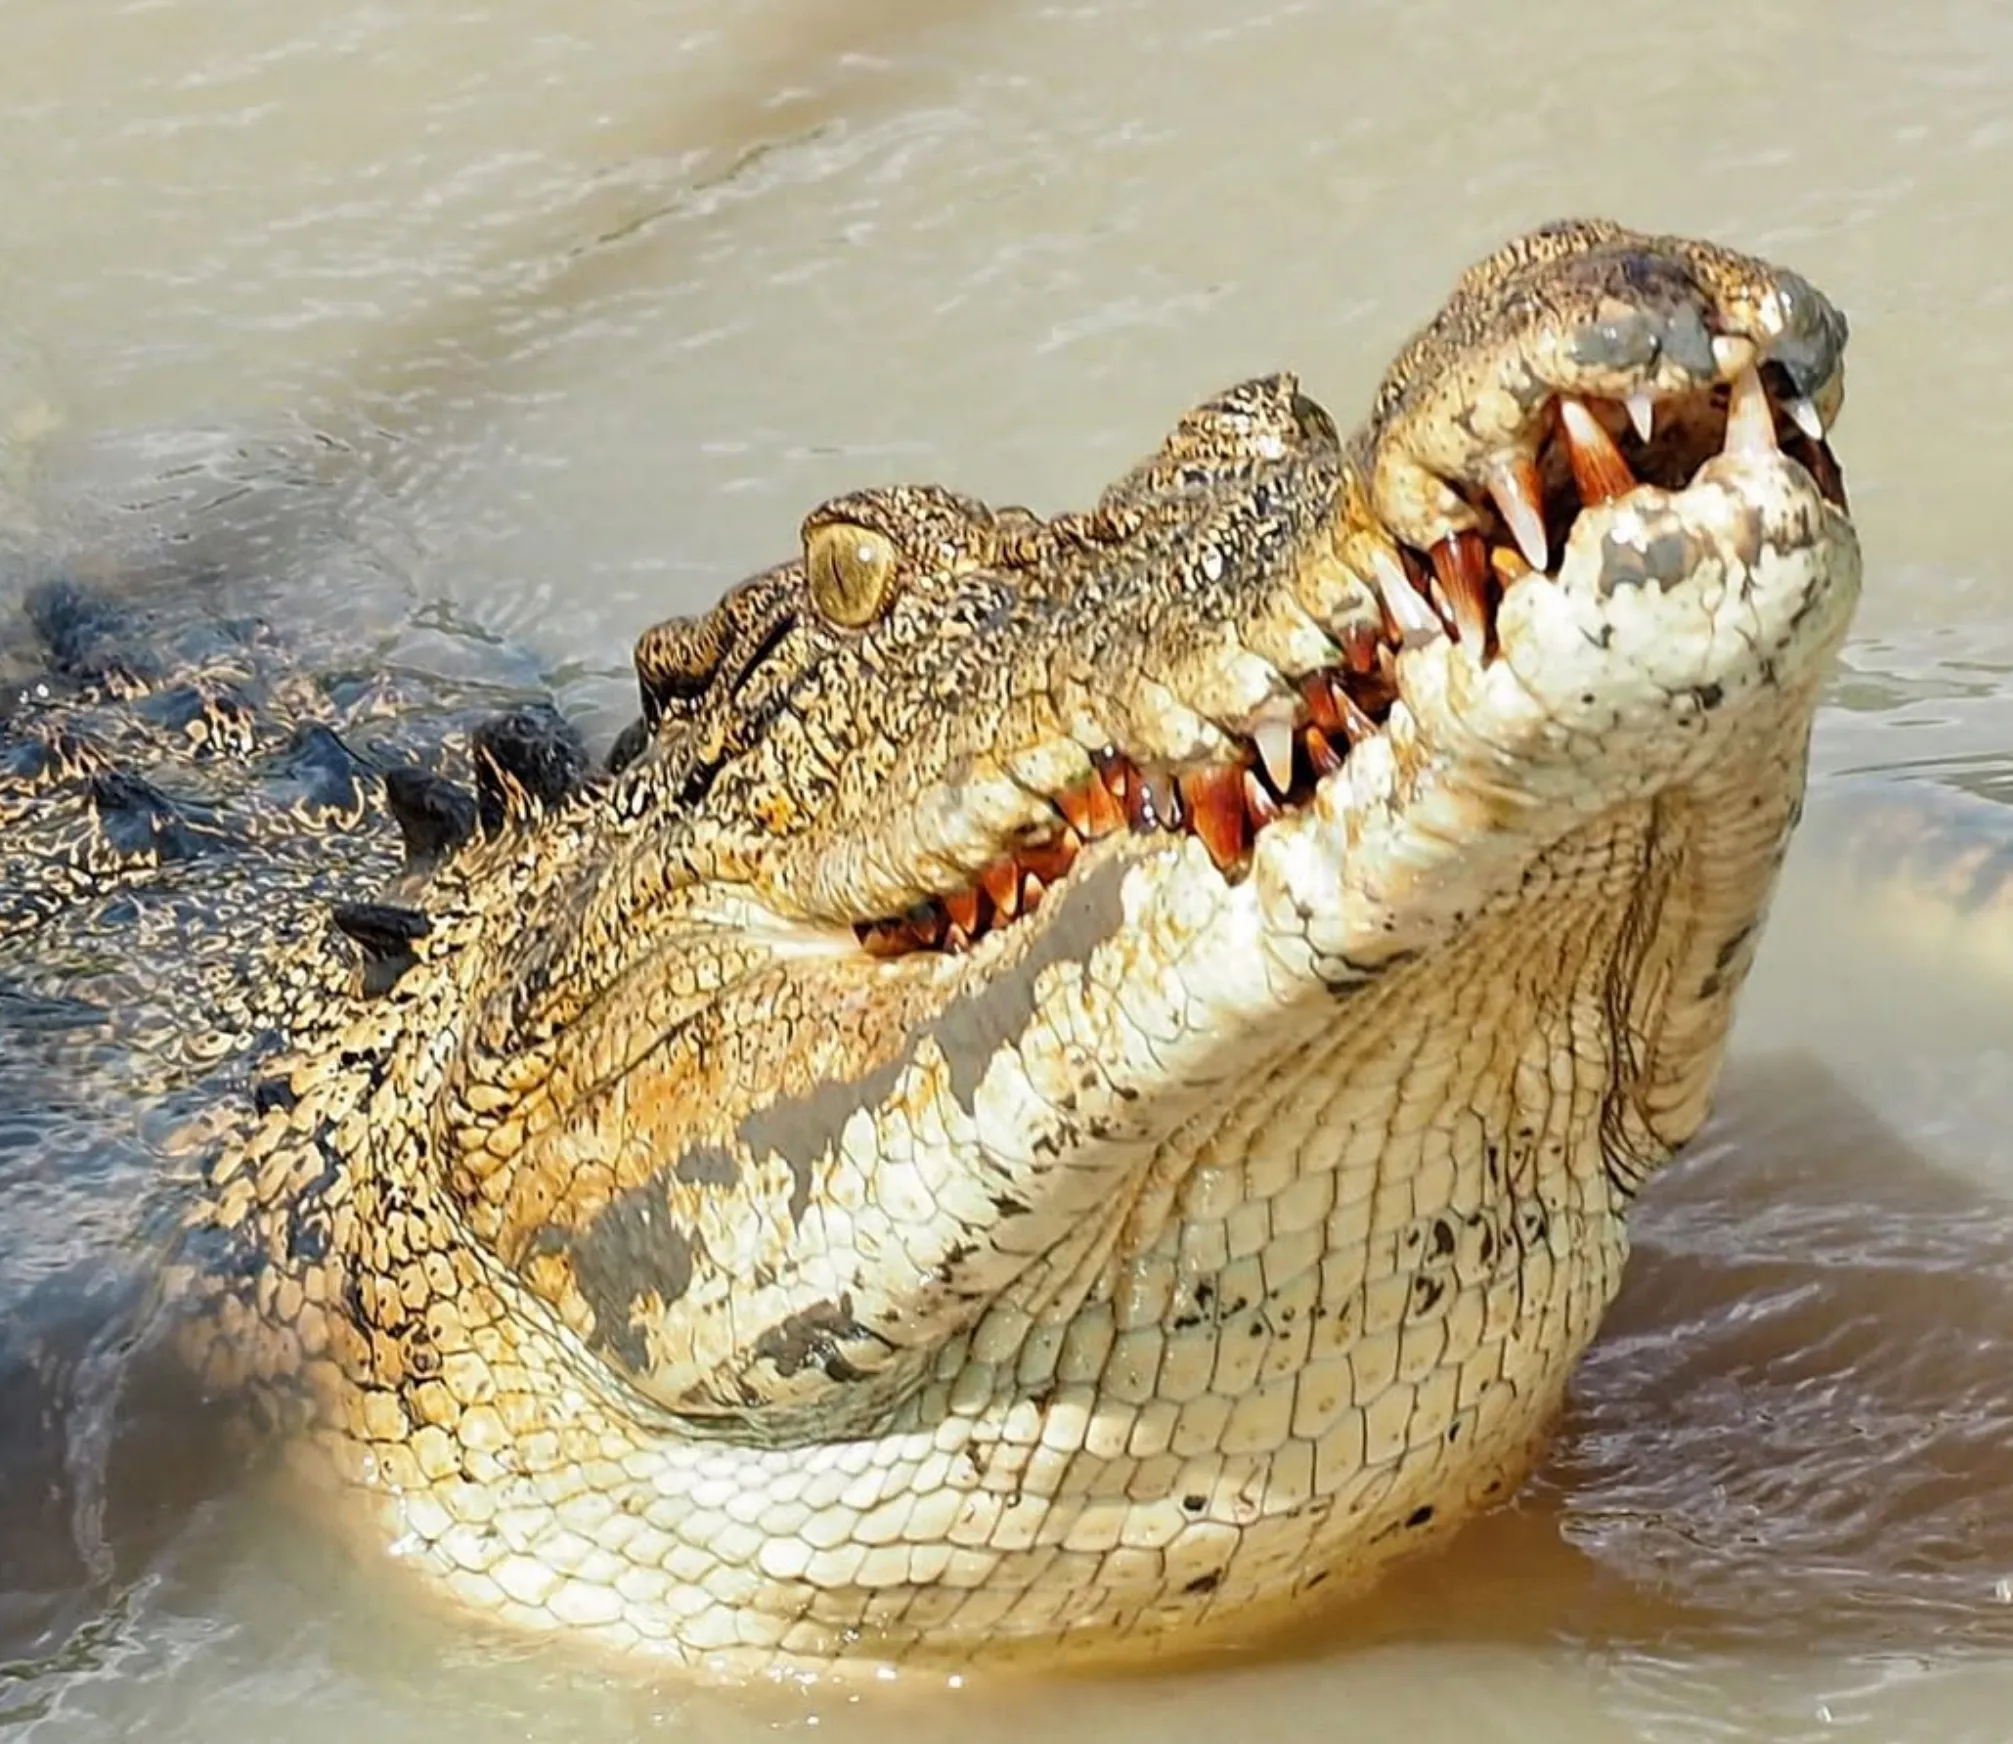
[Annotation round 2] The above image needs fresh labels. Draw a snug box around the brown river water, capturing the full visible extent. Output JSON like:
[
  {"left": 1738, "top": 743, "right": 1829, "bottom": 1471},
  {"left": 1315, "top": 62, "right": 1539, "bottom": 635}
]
[{"left": 4, "top": 0, "right": 2013, "bottom": 1737}]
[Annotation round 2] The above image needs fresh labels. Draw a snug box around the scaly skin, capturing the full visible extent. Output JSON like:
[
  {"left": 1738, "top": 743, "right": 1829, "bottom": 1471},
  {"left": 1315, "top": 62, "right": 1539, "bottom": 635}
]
[
  {"left": 15, "top": 221, "right": 1860, "bottom": 1677},
  {"left": 0, "top": 578, "right": 585, "bottom": 1095}
]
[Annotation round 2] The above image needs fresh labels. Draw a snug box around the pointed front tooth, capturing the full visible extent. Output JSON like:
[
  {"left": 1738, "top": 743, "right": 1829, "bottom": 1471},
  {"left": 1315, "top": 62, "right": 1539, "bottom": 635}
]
[
  {"left": 1625, "top": 389, "right": 1656, "bottom": 443},
  {"left": 1128, "top": 769, "right": 1181, "bottom": 832},
  {"left": 1369, "top": 546, "right": 1441, "bottom": 644},
  {"left": 980, "top": 858, "right": 1020, "bottom": 919},
  {"left": 1725, "top": 362, "right": 1778, "bottom": 458},
  {"left": 942, "top": 885, "right": 982, "bottom": 937},
  {"left": 1302, "top": 723, "right": 1343, "bottom": 776},
  {"left": 1785, "top": 395, "right": 1826, "bottom": 442},
  {"left": 1428, "top": 532, "right": 1491, "bottom": 652},
  {"left": 1250, "top": 712, "right": 1295, "bottom": 795},
  {"left": 1558, "top": 398, "right": 1636, "bottom": 503},
  {"left": 1333, "top": 685, "right": 1377, "bottom": 745},
  {"left": 1242, "top": 769, "right": 1282, "bottom": 829},
  {"left": 1484, "top": 456, "right": 1548, "bottom": 573},
  {"left": 1177, "top": 765, "right": 1248, "bottom": 872}
]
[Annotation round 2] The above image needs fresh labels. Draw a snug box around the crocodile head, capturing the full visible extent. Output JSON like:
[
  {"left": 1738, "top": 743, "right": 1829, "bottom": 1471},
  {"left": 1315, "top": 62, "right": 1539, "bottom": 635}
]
[{"left": 239, "top": 221, "right": 1859, "bottom": 1667}]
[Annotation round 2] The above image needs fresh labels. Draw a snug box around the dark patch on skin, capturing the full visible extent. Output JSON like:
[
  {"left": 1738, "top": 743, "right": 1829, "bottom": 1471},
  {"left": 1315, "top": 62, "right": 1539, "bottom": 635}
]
[
  {"left": 1182, "top": 1570, "right": 1222, "bottom": 1595},
  {"left": 1762, "top": 272, "right": 1849, "bottom": 398},
  {"left": 924, "top": 850, "right": 1128, "bottom": 1112},
  {"left": 130, "top": 681, "right": 249, "bottom": 745},
  {"left": 738, "top": 1058, "right": 901, "bottom": 1229},
  {"left": 330, "top": 900, "right": 429, "bottom": 948},
  {"left": 1728, "top": 501, "right": 1767, "bottom": 568},
  {"left": 751, "top": 1294, "right": 868, "bottom": 1382},
  {"left": 330, "top": 900, "right": 430, "bottom": 996},
  {"left": 281, "top": 723, "right": 376, "bottom": 818},
  {"left": 288, "top": 1214, "right": 330, "bottom": 1264},
  {"left": 672, "top": 1144, "right": 739, "bottom": 1188},
  {"left": 546, "top": 1182, "right": 700, "bottom": 1377},
  {"left": 1554, "top": 261, "right": 1715, "bottom": 376},
  {"left": 1568, "top": 312, "right": 1660, "bottom": 374},
  {"left": 88, "top": 770, "right": 214, "bottom": 862},
  {"left": 0, "top": 731, "right": 58, "bottom": 782},
  {"left": 273, "top": 1126, "right": 345, "bottom": 1273},
  {"left": 1596, "top": 528, "right": 1699, "bottom": 597},
  {"left": 252, "top": 1075, "right": 298, "bottom": 1114},
  {"left": 734, "top": 854, "right": 1131, "bottom": 1224},
  {"left": 21, "top": 576, "right": 154, "bottom": 685},
  {"left": 605, "top": 715, "right": 651, "bottom": 776},
  {"left": 1566, "top": 296, "right": 1714, "bottom": 380}
]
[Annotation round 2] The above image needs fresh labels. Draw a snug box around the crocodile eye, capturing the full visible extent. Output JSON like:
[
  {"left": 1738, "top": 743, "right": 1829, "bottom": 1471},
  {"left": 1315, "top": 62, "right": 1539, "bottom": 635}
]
[{"left": 804, "top": 522, "right": 900, "bottom": 628}]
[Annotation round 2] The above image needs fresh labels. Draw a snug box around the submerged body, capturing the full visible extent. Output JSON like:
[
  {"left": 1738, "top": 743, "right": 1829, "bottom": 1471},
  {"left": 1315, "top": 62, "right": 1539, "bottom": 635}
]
[{"left": 3, "top": 222, "right": 1860, "bottom": 1675}]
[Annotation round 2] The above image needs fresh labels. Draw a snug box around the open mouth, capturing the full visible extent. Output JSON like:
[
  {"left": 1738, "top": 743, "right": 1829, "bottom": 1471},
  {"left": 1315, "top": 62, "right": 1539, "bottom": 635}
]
[{"left": 856, "top": 363, "right": 1848, "bottom": 961}]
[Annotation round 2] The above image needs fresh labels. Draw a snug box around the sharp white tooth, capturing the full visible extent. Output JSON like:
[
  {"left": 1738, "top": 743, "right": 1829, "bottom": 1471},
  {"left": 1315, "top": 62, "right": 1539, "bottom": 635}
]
[
  {"left": 1484, "top": 459, "right": 1548, "bottom": 574},
  {"left": 1725, "top": 363, "right": 1777, "bottom": 458},
  {"left": 1625, "top": 390, "right": 1655, "bottom": 443},
  {"left": 1369, "top": 547, "right": 1441, "bottom": 643},
  {"left": 1557, "top": 396, "right": 1604, "bottom": 449},
  {"left": 1786, "top": 395, "right": 1826, "bottom": 442},
  {"left": 1252, "top": 714, "right": 1294, "bottom": 793}
]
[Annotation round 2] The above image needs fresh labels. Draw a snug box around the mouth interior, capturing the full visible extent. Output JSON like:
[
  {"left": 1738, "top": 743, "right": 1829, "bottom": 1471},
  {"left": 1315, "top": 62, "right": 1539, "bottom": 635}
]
[{"left": 856, "top": 371, "right": 1847, "bottom": 961}]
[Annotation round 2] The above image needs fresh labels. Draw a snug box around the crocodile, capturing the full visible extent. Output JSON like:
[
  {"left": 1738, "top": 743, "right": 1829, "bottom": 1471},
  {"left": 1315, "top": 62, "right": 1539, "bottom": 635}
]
[{"left": 0, "top": 220, "right": 1860, "bottom": 1679}]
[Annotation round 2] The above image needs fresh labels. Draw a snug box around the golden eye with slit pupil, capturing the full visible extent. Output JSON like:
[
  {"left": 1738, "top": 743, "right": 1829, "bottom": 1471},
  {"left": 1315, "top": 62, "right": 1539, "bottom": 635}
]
[{"left": 805, "top": 523, "right": 899, "bottom": 627}]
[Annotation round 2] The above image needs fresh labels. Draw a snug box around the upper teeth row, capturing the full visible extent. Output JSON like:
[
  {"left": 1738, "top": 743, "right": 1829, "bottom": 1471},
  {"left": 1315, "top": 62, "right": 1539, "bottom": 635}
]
[{"left": 1367, "top": 362, "right": 1826, "bottom": 636}]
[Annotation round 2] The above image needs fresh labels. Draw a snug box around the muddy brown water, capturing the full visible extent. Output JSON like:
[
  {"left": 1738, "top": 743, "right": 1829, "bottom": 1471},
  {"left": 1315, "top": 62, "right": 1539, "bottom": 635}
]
[{"left": 4, "top": 0, "right": 2013, "bottom": 1737}]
